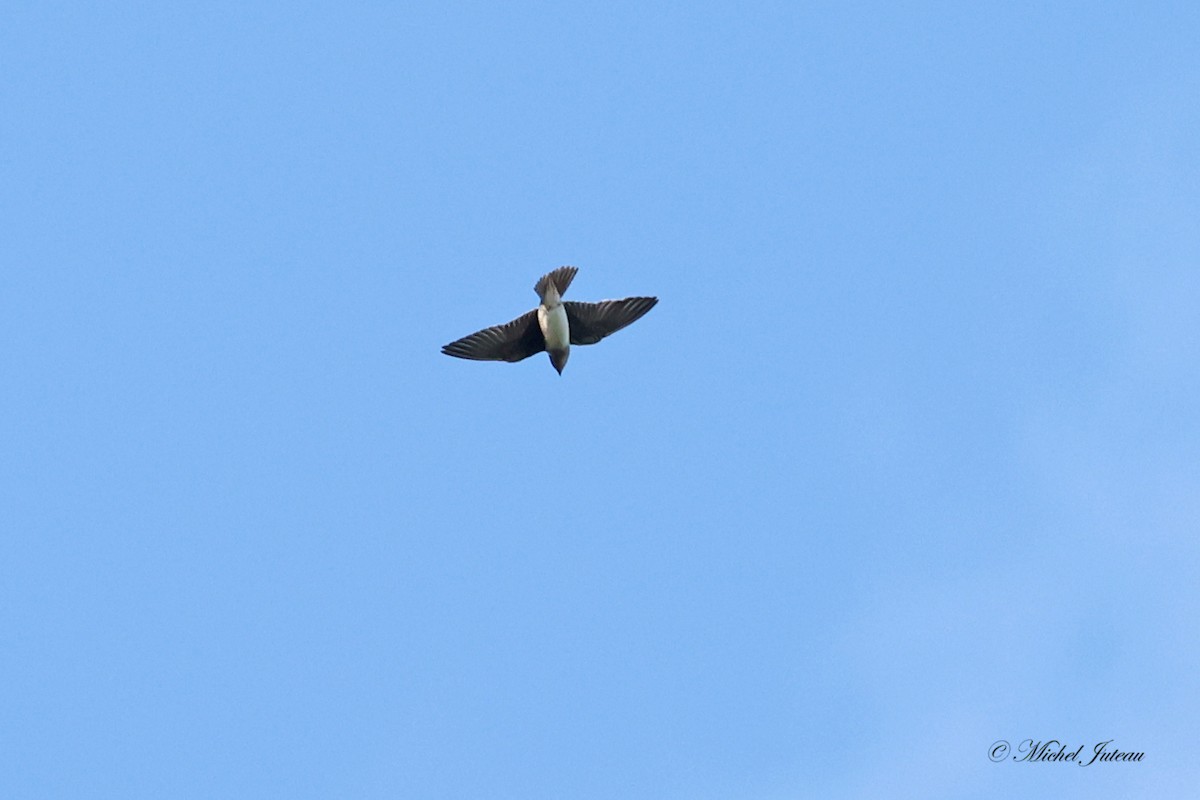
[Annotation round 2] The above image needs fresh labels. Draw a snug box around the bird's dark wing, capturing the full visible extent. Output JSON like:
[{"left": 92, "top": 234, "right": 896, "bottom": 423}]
[
  {"left": 564, "top": 297, "right": 658, "bottom": 345},
  {"left": 442, "top": 310, "right": 545, "bottom": 362}
]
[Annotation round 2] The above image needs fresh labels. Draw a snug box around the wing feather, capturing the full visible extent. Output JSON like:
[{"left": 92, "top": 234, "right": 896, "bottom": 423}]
[
  {"left": 442, "top": 310, "right": 545, "bottom": 362},
  {"left": 564, "top": 297, "right": 658, "bottom": 345}
]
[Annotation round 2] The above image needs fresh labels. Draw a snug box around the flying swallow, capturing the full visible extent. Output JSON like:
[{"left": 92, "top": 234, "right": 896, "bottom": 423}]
[{"left": 441, "top": 266, "right": 658, "bottom": 374}]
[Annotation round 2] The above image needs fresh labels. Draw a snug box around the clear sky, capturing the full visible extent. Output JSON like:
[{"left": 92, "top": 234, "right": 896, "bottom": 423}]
[{"left": 3, "top": 3, "right": 1198, "bottom": 798}]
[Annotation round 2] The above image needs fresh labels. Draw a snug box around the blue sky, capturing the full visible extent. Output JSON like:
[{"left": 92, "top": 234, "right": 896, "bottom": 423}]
[{"left": 3, "top": 2, "right": 1198, "bottom": 798}]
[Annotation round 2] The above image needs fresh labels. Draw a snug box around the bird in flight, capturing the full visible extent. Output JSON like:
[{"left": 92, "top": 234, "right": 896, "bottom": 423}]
[{"left": 441, "top": 266, "right": 657, "bottom": 374}]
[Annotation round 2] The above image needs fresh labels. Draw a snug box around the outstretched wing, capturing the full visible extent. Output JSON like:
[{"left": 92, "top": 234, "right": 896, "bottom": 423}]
[
  {"left": 564, "top": 297, "right": 658, "bottom": 345},
  {"left": 442, "top": 310, "right": 545, "bottom": 362}
]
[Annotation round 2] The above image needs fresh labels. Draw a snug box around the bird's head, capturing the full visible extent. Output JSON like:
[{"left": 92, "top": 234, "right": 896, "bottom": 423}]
[{"left": 549, "top": 349, "right": 569, "bottom": 375}]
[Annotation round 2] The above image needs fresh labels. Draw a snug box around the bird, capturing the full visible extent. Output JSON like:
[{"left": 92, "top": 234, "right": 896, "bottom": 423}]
[{"left": 441, "top": 266, "right": 657, "bottom": 374}]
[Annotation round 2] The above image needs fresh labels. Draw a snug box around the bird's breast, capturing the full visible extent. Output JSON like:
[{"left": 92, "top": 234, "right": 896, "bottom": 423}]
[{"left": 539, "top": 304, "right": 570, "bottom": 351}]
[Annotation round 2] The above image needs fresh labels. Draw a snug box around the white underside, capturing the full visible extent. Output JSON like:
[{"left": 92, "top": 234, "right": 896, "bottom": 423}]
[{"left": 539, "top": 304, "right": 570, "bottom": 351}]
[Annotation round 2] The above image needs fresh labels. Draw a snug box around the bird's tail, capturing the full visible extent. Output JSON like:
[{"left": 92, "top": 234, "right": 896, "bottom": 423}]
[{"left": 534, "top": 266, "right": 578, "bottom": 300}]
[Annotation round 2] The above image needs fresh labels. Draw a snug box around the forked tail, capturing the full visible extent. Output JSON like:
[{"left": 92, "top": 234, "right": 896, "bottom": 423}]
[{"left": 534, "top": 266, "right": 579, "bottom": 301}]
